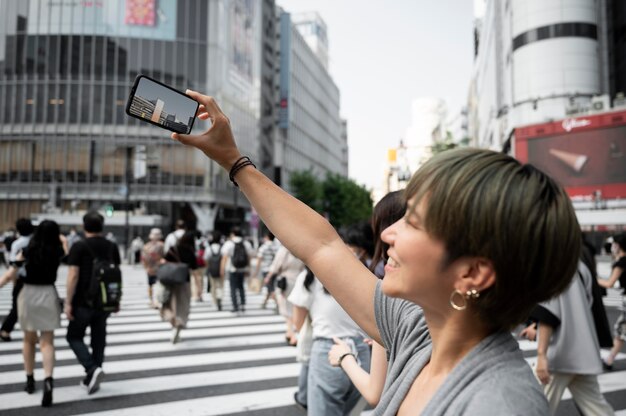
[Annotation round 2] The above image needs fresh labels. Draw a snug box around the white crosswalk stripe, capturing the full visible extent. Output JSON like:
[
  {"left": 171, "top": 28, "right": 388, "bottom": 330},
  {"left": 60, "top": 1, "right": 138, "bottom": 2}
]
[{"left": 0, "top": 264, "right": 625, "bottom": 415}]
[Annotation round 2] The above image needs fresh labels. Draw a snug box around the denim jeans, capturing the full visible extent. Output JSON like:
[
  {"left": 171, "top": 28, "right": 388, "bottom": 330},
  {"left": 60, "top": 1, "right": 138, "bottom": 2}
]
[
  {"left": 229, "top": 271, "right": 246, "bottom": 311},
  {"left": 308, "top": 337, "right": 371, "bottom": 416},
  {"left": 66, "top": 306, "right": 109, "bottom": 373},
  {"left": 296, "top": 361, "right": 309, "bottom": 406}
]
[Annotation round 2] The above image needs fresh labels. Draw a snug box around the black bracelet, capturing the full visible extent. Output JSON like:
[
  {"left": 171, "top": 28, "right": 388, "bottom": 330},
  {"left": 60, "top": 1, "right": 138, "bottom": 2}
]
[
  {"left": 337, "top": 352, "right": 355, "bottom": 367},
  {"left": 228, "top": 156, "right": 256, "bottom": 187}
]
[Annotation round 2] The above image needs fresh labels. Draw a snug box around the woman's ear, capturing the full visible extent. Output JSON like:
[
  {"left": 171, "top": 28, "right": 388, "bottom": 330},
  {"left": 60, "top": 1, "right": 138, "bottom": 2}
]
[{"left": 455, "top": 257, "right": 496, "bottom": 293}]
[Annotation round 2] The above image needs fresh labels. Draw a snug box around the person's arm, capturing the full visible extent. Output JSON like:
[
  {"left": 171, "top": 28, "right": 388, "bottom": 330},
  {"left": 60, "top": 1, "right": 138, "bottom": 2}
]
[
  {"left": 598, "top": 266, "right": 623, "bottom": 288},
  {"left": 220, "top": 255, "right": 228, "bottom": 280},
  {"left": 64, "top": 266, "right": 79, "bottom": 320},
  {"left": 172, "top": 92, "right": 380, "bottom": 342},
  {"left": 328, "top": 339, "right": 388, "bottom": 406},
  {"left": 535, "top": 322, "right": 553, "bottom": 385},
  {"left": 292, "top": 305, "right": 307, "bottom": 331},
  {"left": 253, "top": 254, "right": 262, "bottom": 279},
  {"left": 0, "top": 266, "right": 18, "bottom": 289}
]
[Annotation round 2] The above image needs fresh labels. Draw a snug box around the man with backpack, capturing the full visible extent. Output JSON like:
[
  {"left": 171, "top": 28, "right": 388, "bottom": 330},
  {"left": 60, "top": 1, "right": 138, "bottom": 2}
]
[
  {"left": 221, "top": 226, "right": 253, "bottom": 313},
  {"left": 65, "top": 211, "right": 121, "bottom": 395}
]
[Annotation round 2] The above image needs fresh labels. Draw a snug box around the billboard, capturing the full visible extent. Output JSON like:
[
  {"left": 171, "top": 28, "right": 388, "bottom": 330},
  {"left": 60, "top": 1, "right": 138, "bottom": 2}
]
[
  {"left": 27, "top": 0, "right": 177, "bottom": 40},
  {"left": 514, "top": 110, "right": 626, "bottom": 199}
]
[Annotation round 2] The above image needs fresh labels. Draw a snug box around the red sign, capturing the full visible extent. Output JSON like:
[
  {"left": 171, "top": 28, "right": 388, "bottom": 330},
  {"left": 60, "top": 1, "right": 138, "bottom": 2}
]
[
  {"left": 125, "top": 0, "right": 156, "bottom": 27},
  {"left": 514, "top": 110, "right": 626, "bottom": 199}
]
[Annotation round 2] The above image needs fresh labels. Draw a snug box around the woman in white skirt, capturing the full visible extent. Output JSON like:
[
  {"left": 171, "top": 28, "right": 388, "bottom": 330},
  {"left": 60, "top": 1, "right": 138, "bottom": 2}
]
[{"left": 16, "top": 220, "right": 67, "bottom": 407}]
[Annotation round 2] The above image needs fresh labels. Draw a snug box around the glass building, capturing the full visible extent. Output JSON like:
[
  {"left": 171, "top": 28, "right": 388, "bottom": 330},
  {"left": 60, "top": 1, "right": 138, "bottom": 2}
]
[{"left": 0, "top": 0, "right": 263, "bottom": 234}]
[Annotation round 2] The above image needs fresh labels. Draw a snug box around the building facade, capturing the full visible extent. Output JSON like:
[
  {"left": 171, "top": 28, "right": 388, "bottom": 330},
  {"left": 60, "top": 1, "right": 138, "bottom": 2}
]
[
  {"left": 468, "top": 0, "right": 626, "bottom": 150},
  {"left": 275, "top": 10, "right": 346, "bottom": 191},
  {"left": 0, "top": 0, "right": 349, "bottom": 235}
]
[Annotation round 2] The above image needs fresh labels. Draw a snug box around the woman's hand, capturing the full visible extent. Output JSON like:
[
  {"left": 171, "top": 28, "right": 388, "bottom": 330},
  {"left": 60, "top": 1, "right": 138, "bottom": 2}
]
[
  {"left": 535, "top": 355, "right": 551, "bottom": 385},
  {"left": 328, "top": 337, "right": 352, "bottom": 367},
  {"left": 519, "top": 323, "right": 537, "bottom": 341},
  {"left": 171, "top": 91, "right": 241, "bottom": 170}
]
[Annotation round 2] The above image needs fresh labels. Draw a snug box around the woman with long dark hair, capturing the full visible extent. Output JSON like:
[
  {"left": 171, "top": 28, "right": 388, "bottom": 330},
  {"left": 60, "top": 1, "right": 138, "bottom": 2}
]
[{"left": 17, "top": 220, "right": 67, "bottom": 407}]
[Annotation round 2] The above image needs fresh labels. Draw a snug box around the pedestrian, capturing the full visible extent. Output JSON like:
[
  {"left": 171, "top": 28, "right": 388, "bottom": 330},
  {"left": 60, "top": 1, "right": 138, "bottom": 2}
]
[
  {"left": 203, "top": 231, "right": 225, "bottom": 311},
  {"left": 267, "top": 245, "right": 305, "bottom": 344},
  {"left": 65, "top": 211, "right": 121, "bottom": 395},
  {"left": 164, "top": 219, "right": 186, "bottom": 253},
  {"left": 220, "top": 226, "right": 254, "bottom": 313},
  {"left": 598, "top": 232, "right": 626, "bottom": 370},
  {"left": 0, "top": 218, "right": 35, "bottom": 342},
  {"left": 531, "top": 260, "right": 615, "bottom": 415},
  {"left": 289, "top": 267, "right": 370, "bottom": 415},
  {"left": 16, "top": 220, "right": 67, "bottom": 407},
  {"left": 191, "top": 231, "right": 206, "bottom": 302},
  {"left": 66, "top": 227, "right": 82, "bottom": 250},
  {"left": 160, "top": 230, "right": 196, "bottom": 343},
  {"left": 171, "top": 92, "right": 582, "bottom": 414},
  {"left": 141, "top": 228, "right": 164, "bottom": 308},
  {"left": 129, "top": 235, "right": 144, "bottom": 265},
  {"left": 253, "top": 232, "right": 278, "bottom": 298}
]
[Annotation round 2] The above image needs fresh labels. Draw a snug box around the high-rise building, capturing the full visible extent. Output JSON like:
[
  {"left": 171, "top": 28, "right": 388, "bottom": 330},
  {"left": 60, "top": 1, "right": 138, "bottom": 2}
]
[
  {"left": 274, "top": 10, "right": 346, "bottom": 191},
  {"left": 468, "top": 0, "right": 626, "bottom": 149},
  {"left": 0, "top": 0, "right": 349, "bottom": 234}
]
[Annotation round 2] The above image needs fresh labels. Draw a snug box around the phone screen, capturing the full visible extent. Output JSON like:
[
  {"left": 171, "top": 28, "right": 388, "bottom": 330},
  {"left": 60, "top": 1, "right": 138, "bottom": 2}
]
[{"left": 126, "top": 75, "right": 199, "bottom": 134}]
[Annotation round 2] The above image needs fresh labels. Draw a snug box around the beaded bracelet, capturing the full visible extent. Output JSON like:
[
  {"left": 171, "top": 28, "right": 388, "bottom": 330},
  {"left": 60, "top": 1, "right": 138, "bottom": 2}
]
[{"left": 229, "top": 156, "right": 256, "bottom": 187}]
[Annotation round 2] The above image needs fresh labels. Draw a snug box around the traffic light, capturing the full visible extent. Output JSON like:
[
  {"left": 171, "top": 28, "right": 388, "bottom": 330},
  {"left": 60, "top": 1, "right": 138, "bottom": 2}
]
[{"left": 104, "top": 204, "right": 114, "bottom": 217}]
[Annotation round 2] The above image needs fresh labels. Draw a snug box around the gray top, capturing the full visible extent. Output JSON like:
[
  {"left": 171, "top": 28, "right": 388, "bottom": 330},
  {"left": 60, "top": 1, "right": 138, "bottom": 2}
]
[
  {"left": 539, "top": 261, "right": 602, "bottom": 375},
  {"left": 373, "top": 281, "right": 548, "bottom": 415}
]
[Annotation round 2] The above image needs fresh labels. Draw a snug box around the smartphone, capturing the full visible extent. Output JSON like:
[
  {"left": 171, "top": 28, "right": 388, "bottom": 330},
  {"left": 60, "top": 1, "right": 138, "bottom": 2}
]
[{"left": 125, "top": 75, "right": 199, "bottom": 134}]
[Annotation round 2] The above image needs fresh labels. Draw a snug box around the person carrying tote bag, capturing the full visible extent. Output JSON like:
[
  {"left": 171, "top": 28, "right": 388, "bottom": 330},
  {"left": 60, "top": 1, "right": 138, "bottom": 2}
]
[{"left": 158, "top": 231, "right": 196, "bottom": 344}]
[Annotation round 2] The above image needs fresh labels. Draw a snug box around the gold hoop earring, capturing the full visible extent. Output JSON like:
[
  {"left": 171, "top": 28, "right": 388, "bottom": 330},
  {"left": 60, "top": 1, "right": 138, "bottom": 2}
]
[{"left": 450, "top": 290, "right": 467, "bottom": 311}]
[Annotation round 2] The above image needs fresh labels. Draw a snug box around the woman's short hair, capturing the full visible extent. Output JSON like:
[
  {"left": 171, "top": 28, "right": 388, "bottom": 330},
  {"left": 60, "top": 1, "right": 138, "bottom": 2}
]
[{"left": 405, "top": 148, "right": 580, "bottom": 330}]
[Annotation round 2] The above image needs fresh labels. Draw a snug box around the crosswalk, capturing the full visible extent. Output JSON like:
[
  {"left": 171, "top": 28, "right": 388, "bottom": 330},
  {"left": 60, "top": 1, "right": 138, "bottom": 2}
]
[{"left": 0, "top": 264, "right": 624, "bottom": 415}]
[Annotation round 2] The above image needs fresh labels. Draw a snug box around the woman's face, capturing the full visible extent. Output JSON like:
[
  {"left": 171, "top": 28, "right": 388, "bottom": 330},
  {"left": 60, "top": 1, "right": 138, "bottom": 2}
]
[{"left": 380, "top": 197, "right": 453, "bottom": 307}]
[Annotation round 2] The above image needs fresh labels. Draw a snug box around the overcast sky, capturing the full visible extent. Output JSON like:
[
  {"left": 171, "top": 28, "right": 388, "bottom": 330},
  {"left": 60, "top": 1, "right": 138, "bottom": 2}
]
[{"left": 277, "top": 0, "right": 475, "bottom": 190}]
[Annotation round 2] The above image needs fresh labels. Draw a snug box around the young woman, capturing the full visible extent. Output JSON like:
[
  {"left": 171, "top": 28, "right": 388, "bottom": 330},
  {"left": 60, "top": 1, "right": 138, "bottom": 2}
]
[
  {"left": 171, "top": 92, "right": 581, "bottom": 414},
  {"left": 17, "top": 220, "right": 67, "bottom": 407},
  {"left": 598, "top": 232, "right": 626, "bottom": 369}
]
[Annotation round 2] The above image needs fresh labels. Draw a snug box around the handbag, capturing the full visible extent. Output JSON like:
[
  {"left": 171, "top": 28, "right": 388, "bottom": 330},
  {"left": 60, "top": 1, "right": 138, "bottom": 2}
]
[
  {"left": 276, "top": 276, "right": 287, "bottom": 291},
  {"left": 157, "top": 248, "right": 190, "bottom": 286}
]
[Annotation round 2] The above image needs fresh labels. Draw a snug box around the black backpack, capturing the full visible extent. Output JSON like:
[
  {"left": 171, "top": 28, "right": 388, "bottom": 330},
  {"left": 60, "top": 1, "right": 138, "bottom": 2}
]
[
  {"left": 84, "top": 240, "right": 122, "bottom": 312},
  {"left": 231, "top": 241, "right": 249, "bottom": 269},
  {"left": 207, "top": 245, "right": 222, "bottom": 277}
]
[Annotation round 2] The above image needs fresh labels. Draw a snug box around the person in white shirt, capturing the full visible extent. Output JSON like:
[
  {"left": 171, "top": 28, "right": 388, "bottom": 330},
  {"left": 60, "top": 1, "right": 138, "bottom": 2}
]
[
  {"left": 289, "top": 268, "right": 370, "bottom": 415},
  {"left": 164, "top": 219, "right": 186, "bottom": 254}
]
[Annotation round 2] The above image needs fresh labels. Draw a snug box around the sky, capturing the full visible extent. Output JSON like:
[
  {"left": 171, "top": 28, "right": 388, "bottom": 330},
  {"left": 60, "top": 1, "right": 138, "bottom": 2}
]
[
  {"left": 276, "top": 0, "right": 476, "bottom": 190},
  {"left": 135, "top": 77, "right": 198, "bottom": 124}
]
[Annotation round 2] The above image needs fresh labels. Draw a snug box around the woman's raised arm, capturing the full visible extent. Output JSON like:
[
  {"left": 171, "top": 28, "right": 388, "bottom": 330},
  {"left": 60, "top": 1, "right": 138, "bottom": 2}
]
[{"left": 172, "top": 91, "right": 380, "bottom": 341}]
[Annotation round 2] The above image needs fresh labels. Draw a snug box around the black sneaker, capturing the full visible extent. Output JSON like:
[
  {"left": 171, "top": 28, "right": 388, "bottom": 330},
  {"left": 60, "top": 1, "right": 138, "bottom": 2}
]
[
  {"left": 86, "top": 367, "right": 104, "bottom": 394},
  {"left": 294, "top": 392, "right": 307, "bottom": 411}
]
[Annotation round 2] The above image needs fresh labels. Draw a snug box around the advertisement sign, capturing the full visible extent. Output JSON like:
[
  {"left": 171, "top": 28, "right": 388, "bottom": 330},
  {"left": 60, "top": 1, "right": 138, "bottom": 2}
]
[
  {"left": 28, "top": 0, "right": 177, "bottom": 40},
  {"left": 230, "top": 0, "right": 255, "bottom": 83},
  {"left": 278, "top": 12, "right": 291, "bottom": 129},
  {"left": 515, "top": 111, "right": 626, "bottom": 199}
]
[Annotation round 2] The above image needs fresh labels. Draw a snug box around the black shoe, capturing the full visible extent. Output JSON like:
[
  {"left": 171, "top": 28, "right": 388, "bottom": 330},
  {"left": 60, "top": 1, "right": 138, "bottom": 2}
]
[
  {"left": 217, "top": 300, "right": 222, "bottom": 311},
  {"left": 24, "top": 375, "right": 35, "bottom": 394},
  {"left": 241, "top": 305, "right": 245, "bottom": 312},
  {"left": 41, "top": 377, "right": 53, "bottom": 407},
  {"left": 294, "top": 392, "right": 307, "bottom": 411},
  {"left": 0, "top": 331, "right": 11, "bottom": 342},
  {"left": 84, "top": 367, "right": 104, "bottom": 394}
]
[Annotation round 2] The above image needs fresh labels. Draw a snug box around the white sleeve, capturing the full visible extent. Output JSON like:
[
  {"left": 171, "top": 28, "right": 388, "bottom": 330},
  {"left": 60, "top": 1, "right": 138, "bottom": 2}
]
[{"left": 288, "top": 270, "right": 313, "bottom": 309}]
